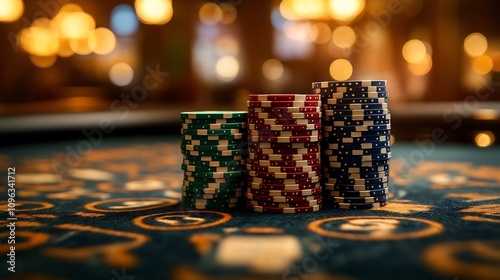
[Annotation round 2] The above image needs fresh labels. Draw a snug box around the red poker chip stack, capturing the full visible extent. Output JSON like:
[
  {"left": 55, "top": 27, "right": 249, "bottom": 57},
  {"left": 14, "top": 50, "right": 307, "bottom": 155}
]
[{"left": 245, "top": 93, "right": 323, "bottom": 214}]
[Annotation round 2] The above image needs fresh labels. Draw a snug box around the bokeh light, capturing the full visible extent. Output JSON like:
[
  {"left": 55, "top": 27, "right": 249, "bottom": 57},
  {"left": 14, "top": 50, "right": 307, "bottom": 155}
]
[
  {"left": 111, "top": 4, "right": 139, "bottom": 36},
  {"left": 262, "top": 59, "right": 284, "bottom": 80},
  {"left": 88, "top": 27, "right": 116, "bottom": 55},
  {"left": 109, "top": 63, "right": 134, "bottom": 86},
  {"left": 199, "top": 2, "right": 223, "bottom": 25},
  {"left": 402, "top": 39, "right": 427, "bottom": 64},
  {"left": 329, "top": 59, "right": 353, "bottom": 80},
  {"left": 472, "top": 55, "right": 493, "bottom": 75},
  {"left": 60, "top": 11, "right": 96, "bottom": 39},
  {"left": 19, "top": 19, "right": 59, "bottom": 56},
  {"left": 464, "top": 33, "right": 488, "bottom": 57},
  {"left": 0, "top": 0, "right": 24, "bottom": 22},
  {"left": 407, "top": 53, "right": 432, "bottom": 76},
  {"left": 29, "top": 54, "right": 57, "bottom": 68},
  {"left": 219, "top": 2, "right": 237, "bottom": 24},
  {"left": 215, "top": 55, "right": 240, "bottom": 82},
  {"left": 310, "top": 22, "right": 331, "bottom": 44},
  {"left": 57, "top": 39, "right": 74, "bottom": 57},
  {"left": 284, "top": 21, "right": 312, "bottom": 43},
  {"left": 474, "top": 131, "right": 495, "bottom": 148},
  {"left": 329, "top": 0, "right": 365, "bottom": 22},
  {"left": 332, "top": 26, "right": 356, "bottom": 48},
  {"left": 135, "top": 0, "right": 173, "bottom": 25},
  {"left": 69, "top": 38, "right": 92, "bottom": 55},
  {"left": 279, "top": 0, "right": 330, "bottom": 20}
]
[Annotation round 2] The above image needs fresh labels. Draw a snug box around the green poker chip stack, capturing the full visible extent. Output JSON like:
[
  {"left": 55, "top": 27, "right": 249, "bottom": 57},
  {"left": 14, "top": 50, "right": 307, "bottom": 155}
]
[{"left": 180, "top": 111, "right": 248, "bottom": 209}]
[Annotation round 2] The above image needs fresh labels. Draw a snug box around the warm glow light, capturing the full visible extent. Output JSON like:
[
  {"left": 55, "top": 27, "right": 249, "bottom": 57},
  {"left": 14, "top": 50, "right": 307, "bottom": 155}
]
[
  {"left": 219, "top": 2, "right": 237, "bottom": 24},
  {"left": 407, "top": 53, "right": 432, "bottom": 76},
  {"left": 215, "top": 55, "right": 240, "bottom": 82},
  {"left": 135, "top": 0, "right": 173, "bottom": 25},
  {"left": 329, "top": 59, "right": 353, "bottom": 80},
  {"left": 29, "top": 54, "right": 57, "bottom": 68},
  {"left": 280, "top": 0, "right": 330, "bottom": 20},
  {"left": 329, "top": 0, "right": 365, "bottom": 22},
  {"left": 262, "top": 59, "right": 284, "bottom": 80},
  {"left": 474, "top": 131, "right": 495, "bottom": 148},
  {"left": 0, "top": 0, "right": 23, "bottom": 22},
  {"left": 60, "top": 11, "right": 96, "bottom": 39},
  {"left": 88, "top": 27, "right": 116, "bottom": 55},
  {"left": 284, "top": 21, "right": 312, "bottom": 43},
  {"left": 472, "top": 109, "right": 498, "bottom": 121},
  {"left": 69, "top": 38, "right": 92, "bottom": 55},
  {"left": 472, "top": 55, "right": 493, "bottom": 75},
  {"left": 464, "top": 33, "right": 488, "bottom": 57},
  {"left": 199, "top": 2, "right": 223, "bottom": 25},
  {"left": 215, "top": 36, "right": 239, "bottom": 55},
  {"left": 402, "top": 39, "right": 427, "bottom": 64},
  {"left": 492, "top": 52, "right": 500, "bottom": 72},
  {"left": 310, "top": 22, "right": 331, "bottom": 44},
  {"left": 332, "top": 26, "right": 356, "bottom": 48},
  {"left": 111, "top": 4, "right": 139, "bottom": 36},
  {"left": 19, "top": 20, "right": 59, "bottom": 56},
  {"left": 57, "top": 38, "right": 74, "bottom": 57},
  {"left": 109, "top": 63, "right": 134, "bottom": 86}
]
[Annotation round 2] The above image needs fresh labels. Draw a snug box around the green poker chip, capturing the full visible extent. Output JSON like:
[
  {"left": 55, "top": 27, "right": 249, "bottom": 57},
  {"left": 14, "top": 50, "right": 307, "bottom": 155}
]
[
  {"left": 181, "top": 138, "right": 246, "bottom": 146},
  {"left": 181, "top": 143, "right": 247, "bottom": 152},
  {"left": 184, "top": 175, "right": 245, "bottom": 184},
  {"left": 182, "top": 158, "right": 246, "bottom": 168},
  {"left": 183, "top": 154, "right": 246, "bottom": 162},
  {"left": 181, "top": 163, "right": 244, "bottom": 172},
  {"left": 181, "top": 128, "right": 247, "bottom": 136},
  {"left": 182, "top": 149, "right": 248, "bottom": 157},
  {"left": 182, "top": 179, "right": 245, "bottom": 190},
  {"left": 181, "top": 111, "right": 247, "bottom": 120},
  {"left": 185, "top": 170, "right": 246, "bottom": 179},
  {"left": 182, "top": 190, "right": 243, "bottom": 200},
  {"left": 183, "top": 118, "right": 248, "bottom": 125},
  {"left": 181, "top": 122, "right": 247, "bottom": 130},
  {"left": 183, "top": 133, "right": 245, "bottom": 141}
]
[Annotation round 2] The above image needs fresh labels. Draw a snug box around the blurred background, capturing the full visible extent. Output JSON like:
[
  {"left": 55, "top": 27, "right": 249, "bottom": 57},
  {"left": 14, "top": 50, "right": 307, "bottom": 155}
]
[{"left": 0, "top": 0, "right": 499, "bottom": 146}]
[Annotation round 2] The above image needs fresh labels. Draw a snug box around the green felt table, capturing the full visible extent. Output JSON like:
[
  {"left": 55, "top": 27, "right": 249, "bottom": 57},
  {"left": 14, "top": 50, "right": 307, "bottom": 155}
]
[{"left": 0, "top": 135, "right": 499, "bottom": 280}]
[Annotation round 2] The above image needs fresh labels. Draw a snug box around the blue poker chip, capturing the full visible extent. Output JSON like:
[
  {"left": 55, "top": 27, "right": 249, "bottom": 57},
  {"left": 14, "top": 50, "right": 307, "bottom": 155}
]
[
  {"left": 325, "top": 164, "right": 390, "bottom": 174},
  {"left": 323, "top": 135, "right": 390, "bottom": 144},
  {"left": 324, "top": 194, "right": 388, "bottom": 203},
  {"left": 322, "top": 103, "right": 389, "bottom": 111},
  {"left": 323, "top": 124, "right": 391, "bottom": 133},
  {"left": 323, "top": 170, "right": 389, "bottom": 180},
  {"left": 322, "top": 97, "right": 388, "bottom": 104},
  {"left": 324, "top": 109, "right": 390, "bottom": 116},
  {"left": 312, "top": 80, "right": 387, "bottom": 88},
  {"left": 323, "top": 131, "right": 390, "bottom": 139},
  {"left": 324, "top": 146, "right": 391, "bottom": 156},
  {"left": 323, "top": 114, "right": 391, "bottom": 121},
  {"left": 327, "top": 152, "right": 392, "bottom": 162},
  {"left": 325, "top": 141, "right": 390, "bottom": 150},
  {"left": 324, "top": 201, "right": 389, "bottom": 209},
  {"left": 323, "top": 176, "right": 388, "bottom": 185},
  {"left": 324, "top": 182, "right": 389, "bottom": 191},
  {"left": 325, "top": 119, "right": 391, "bottom": 126},
  {"left": 318, "top": 91, "right": 389, "bottom": 99},
  {"left": 327, "top": 159, "right": 390, "bottom": 168},
  {"left": 326, "top": 187, "right": 389, "bottom": 197}
]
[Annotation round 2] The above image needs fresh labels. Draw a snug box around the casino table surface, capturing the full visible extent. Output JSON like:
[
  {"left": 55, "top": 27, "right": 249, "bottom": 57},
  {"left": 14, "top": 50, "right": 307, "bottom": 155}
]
[{"left": 0, "top": 135, "right": 499, "bottom": 280}]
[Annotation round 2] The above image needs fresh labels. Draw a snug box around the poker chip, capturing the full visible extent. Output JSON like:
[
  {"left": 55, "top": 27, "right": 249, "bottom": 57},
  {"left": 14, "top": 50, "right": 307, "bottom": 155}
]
[
  {"left": 249, "top": 130, "right": 321, "bottom": 138},
  {"left": 248, "top": 182, "right": 320, "bottom": 190},
  {"left": 181, "top": 111, "right": 247, "bottom": 210},
  {"left": 246, "top": 203, "right": 322, "bottom": 213},
  {"left": 248, "top": 118, "right": 322, "bottom": 125},
  {"left": 248, "top": 112, "right": 321, "bottom": 119},
  {"left": 247, "top": 100, "right": 321, "bottom": 108},
  {"left": 249, "top": 141, "right": 320, "bottom": 149},
  {"left": 246, "top": 198, "right": 322, "bottom": 208},
  {"left": 246, "top": 193, "right": 322, "bottom": 203},
  {"left": 246, "top": 163, "right": 321, "bottom": 173},
  {"left": 250, "top": 135, "right": 321, "bottom": 143},
  {"left": 249, "top": 146, "right": 320, "bottom": 155},
  {"left": 248, "top": 106, "right": 321, "bottom": 113},
  {"left": 248, "top": 152, "right": 320, "bottom": 161},
  {"left": 249, "top": 93, "right": 320, "bottom": 101},
  {"left": 249, "top": 176, "right": 320, "bottom": 185},
  {"left": 248, "top": 186, "right": 322, "bottom": 196},
  {"left": 246, "top": 158, "right": 320, "bottom": 167},
  {"left": 248, "top": 123, "right": 322, "bottom": 131},
  {"left": 317, "top": 80, "right": 390, "bottom": 210}
]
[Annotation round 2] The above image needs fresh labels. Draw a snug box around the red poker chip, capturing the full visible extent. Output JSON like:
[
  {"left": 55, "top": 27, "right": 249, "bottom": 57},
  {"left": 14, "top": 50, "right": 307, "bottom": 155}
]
[
  {"left": 248, "top": 170, "right": 321, "bottom": 179},
  {"left": 248, "top": 106, "right": 321, "bottom": 114},
  {"left": 245, "top": 198, "right": 322, "bottom": 208},
  {"left": 250, "top": 135, "right": 322, "bottom": 143},
  {"left": 248, "top": 94, "right": 320, "bottom": 101},
  {"left": 248, "top": 130, "right": 320, "bottom": 138},
  {"left": 246, "top": 203, "right": 322, "bottom": 213},
  {"left": 246, "top": 158, "right": 321, "bottom": 167},
  {"left": 248, "top": 123, "right": 322, "bottom": 131},
  {"left": 247, "top": 112, "right": 321, "bottom": 120},
  {"left": 248, "top": 146, "right": 320, "bottom": 155},
  {"left": 248, "top": 152, "right": 320, "bottom": 161},
  {"left": 247, "top": 100, "right": 321, "bottom": 108},
  {"left": 248, "top": 181, "right": 320, "bottom": 190},
  {"left": 246, "top": 163, "right": 321, "bottom": 173},
  {"left": 248, "top": 176, "right": 320, "bottom": 185},
  {"left": 248, "top": 118, "right": 322, "bottom": 125},
  {"left": 248, "top": 141, "right": 320, "bottom": 149},
  {"left": 247, "top": 186, "right": 322, "bottom": 197},
  {"left": 246, "top": 192, "right": 322, "bottom": 202}
]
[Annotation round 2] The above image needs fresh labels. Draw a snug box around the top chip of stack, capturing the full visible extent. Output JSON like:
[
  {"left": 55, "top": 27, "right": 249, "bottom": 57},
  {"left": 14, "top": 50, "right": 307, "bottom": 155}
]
[
  {"left": 180, "top": 111, "right": 248, "bottom": 209},
  {"left": 246, "top": 94, "right": 323, "bottom": 214},
  {"left": 312, "top": 81, "right": 391, "bottom": 210}
]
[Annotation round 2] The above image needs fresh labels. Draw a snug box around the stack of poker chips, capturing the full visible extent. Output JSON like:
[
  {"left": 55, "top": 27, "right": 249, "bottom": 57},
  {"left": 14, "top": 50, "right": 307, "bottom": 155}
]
[
  {"left": 245, "top": 93, "right": 323, "bottom": 214},
  {"left": 313, "top": 80, "right": 391, "bottom": 210},
  {"left": 180, "top": 111, "right": 248, "bottom": 209}
]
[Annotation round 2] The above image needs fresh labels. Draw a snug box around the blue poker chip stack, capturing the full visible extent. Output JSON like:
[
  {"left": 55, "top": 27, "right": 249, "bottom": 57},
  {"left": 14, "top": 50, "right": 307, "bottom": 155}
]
[{"left": 312, "top": 80, "right": 390, "bottom": 209}]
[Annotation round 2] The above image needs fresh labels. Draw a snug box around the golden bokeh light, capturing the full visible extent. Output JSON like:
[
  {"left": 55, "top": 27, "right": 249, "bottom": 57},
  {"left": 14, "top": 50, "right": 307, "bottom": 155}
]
[
  {"left": 109, "top": 62, "right": 134, "bottom": 86},
  {"left": 135, "top": 0, "right": 173, "bottom": 25},
  {"left": 402, "top": 39, "right": 427, "bottom": 64},
  {"left": 215, "top": 36, "right": 239, "bottom": 55},
  {"left": 492, "top": 52, "right": 500, "bottom": 72},
  {"left": 262, "top": 59, "right": 284, "bottom": 80},
  {"left": 464, "top": 32, "right": 488, "bottom": 57},
  {"left": 407, "top": 53, "right": 432, "bottom": 76},
  {"left": 88, "top": 27, "right": 116, "bottom": 55},
  {"left": 284, "top": 21, "right": 312, "bottom": 43},
  {"left": 332, "top": 26, "right": 356, "bottom": 48},
  {"left": 329, "top": 0, "right": 365, "bottom": 22},
  {"left": 199, "top": 2, "right": 223, "bottom": 25},
  {"left": 215, "top": 55, "right": 240, "bottom": 82},
  {"left": 310, "top": 22, "right": 331, "bottom": 44},
  {"left": 57, "top": 38, "right": 74, "bottom": 57},
  {"left": 219, "top": 2, "right": 237, "bottom": 24},
  {"left": 472, "top": 55, "right": 493, "bottom": 75},
  {"left": 60, "top": 11, "right": 96, "bottom": 39},
  {"left": 0, "top": 0, "right": 24, "bottom": 22},
  {"left": 329, "top": 59, "right": 353, "bottom": 81},
  {"left": 19, "top": 21, "right": 59, "bottom": 56},
  {"left": 29, "top": 54, "right": 57, "bottom": 68},
  {"left": 279, "top": 0, "right": 330, "bottom": 20},
  {"left": 69, "top": 38, "right": 92, "bottom": 55},
  {"left": 474, "top": 131, "right": 495, "bottom": 148}
]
